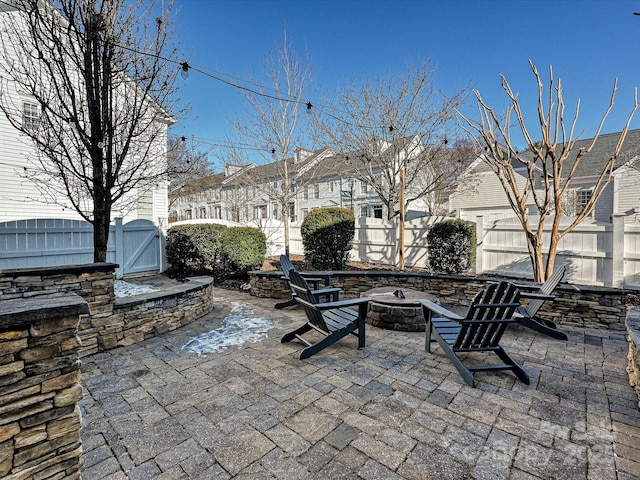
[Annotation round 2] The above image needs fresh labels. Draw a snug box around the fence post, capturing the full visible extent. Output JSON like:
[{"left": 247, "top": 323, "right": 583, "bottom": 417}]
[
  {"left": 115, "top": 217, "right": 124, "bottom": 279},
  {"left": 475, "top": 216, "right": 484, "bottom": 274},
  {"left": 611, "top": 213, "right": 625, "bottom": 287}
]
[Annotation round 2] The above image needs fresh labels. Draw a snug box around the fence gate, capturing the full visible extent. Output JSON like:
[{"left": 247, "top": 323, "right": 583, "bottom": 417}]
[
  {"left": 107, "top": 218, "right": 164, "bottom": 278},
  {"left": 0, "top": 218, "right": 164, "bottom": 279}
]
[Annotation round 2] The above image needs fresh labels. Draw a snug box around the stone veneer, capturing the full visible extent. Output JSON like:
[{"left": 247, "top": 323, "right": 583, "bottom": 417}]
[
  {"left": 0, "top": 293, "right": 88, "bottom": 479},
  {"left": 0, "top": 264, "right": 214, "bottom": 357},
  {"left": 249, "top": 270, "right": 634, "bottom": 331},
  {"left": 627, "top": 308, "right": 640, "bottom": 409}
]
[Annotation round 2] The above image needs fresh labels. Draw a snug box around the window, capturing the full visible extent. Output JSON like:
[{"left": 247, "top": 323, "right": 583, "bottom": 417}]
[
  {"left": 22, "top": 101, "right": 39, "bottom": 131},
  {"left": 314, "top": 184, "right": 320, "bottom": 199},
  {"left": 184, "top": 209, "right": 192, "bottom": 220},
  {"left": 360, "top": 182, "right": 368, "bottom": 194},
  {"left": 360, "top": 206, "right": 369, "bottom": 218},
  {"left": 330, "top": 181, "right": 335, "bottom": 193},
  {"left": 303, "top": 186, "right": 309, "bottom": 200},
  {"left": 373, "top": 204, "right": 383, "bottom": 219},
  {"left": 199, "top": 207, "right": 206, "bottom": 218},
  {"left": 255, "top": 205, "right": 267, "bottom": 219},
  {"left": 579, "top": 190, "right": 592, "bottom": 207},
  {"left": 273, "top": 181, "right": 278, "bottom": 190},
  {"left": 301, "top": 208, "right": 308, "bottom": 219},
  {"left": 272, "top": 203, "right": 279, "bottom": 219}
]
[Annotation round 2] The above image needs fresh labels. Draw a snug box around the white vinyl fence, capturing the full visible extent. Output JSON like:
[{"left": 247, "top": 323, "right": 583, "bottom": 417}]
[
  {"left": 282, "top": 214, "right": 640, "bottom": 288},
  {"left": 4, "top": 214, "right": 640, "bottom": 288},
  {"left": 0, "top": 218, "right": 164, "bottom": 279}
]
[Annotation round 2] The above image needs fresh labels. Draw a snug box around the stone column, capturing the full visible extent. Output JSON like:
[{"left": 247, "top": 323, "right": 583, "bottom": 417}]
[{"left": 0, "top": 293, "right": 88, "bottom": 479}]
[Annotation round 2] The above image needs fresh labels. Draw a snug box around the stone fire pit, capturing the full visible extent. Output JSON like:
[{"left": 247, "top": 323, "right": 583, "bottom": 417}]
[{"left": 362, "top": 286, "right": 438, "bottom": 332}]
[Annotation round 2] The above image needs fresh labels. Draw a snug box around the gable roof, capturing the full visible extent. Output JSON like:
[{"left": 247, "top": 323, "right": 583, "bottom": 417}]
[{"left": 518, "top": 129, "right": 640, "bottom": 178}]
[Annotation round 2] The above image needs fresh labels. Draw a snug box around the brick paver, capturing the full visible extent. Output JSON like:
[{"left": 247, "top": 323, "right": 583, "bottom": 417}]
[{"left": 80, "top": 287, "right": 638, "bottom": 479}]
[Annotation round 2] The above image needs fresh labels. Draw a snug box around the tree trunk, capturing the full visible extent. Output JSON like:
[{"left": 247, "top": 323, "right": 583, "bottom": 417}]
[
  {"left": 283, "top": 202, "right": 290, "bottom": 257},
  {"left": 93, "top": 204, "right": 110, "bottom": 263}
]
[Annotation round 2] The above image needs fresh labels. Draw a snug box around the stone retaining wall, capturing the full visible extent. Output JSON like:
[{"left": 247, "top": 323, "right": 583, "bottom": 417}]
[
  {"left": 627, "top": 308, "right": 640, "bottom": 409},
  {"left": 250, "top": 270, "right": 633, "bottom": 331},
  {"left": 0, "top": 293, "right": 88, "bottom": 479},
  {"left": 0, "top": 264, "right": 214, "bottom": 357}
]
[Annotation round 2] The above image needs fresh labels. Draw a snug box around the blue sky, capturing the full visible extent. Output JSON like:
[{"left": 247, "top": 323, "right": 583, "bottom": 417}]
[{"left": 172, "top": 0, "right": 640, "bottom": 165}]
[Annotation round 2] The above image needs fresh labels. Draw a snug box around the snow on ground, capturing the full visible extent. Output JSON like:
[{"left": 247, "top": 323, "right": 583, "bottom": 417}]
[
  {"left": 182, "top": 301, "right": 274, "bottom": 355},
  {"left": 114, "top": 280, "right": 157, "bottom": 298}
]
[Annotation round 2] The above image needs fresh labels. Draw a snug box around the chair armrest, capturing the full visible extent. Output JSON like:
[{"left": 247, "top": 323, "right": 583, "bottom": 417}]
[
  {"left": 311, "top": 287, "right": 341, "bottom": 296},
  {"left": 520, "top": 292, "right": 555, "bottom": 300},
  {"left": 420, "top": 299, "right": 464, "bottom": 321},
  {"left": 301, "top": 273, "right": 332, "bottom": 287},
  {"left": 316, "top": 297, "right": 371, "bottom": 310}
]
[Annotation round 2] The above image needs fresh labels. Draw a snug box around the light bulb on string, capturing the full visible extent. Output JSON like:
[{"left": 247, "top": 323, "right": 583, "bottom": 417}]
[{"left": 180, "top": 62, "right": 190, "bottom": 80}]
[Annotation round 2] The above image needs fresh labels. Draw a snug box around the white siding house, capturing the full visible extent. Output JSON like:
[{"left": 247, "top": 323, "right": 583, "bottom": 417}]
[
  {"left": 449, "top": 160, "right": 534, "bottom": 222},
  {"left": 0, "top": 3, "right": 170, "bottom": 228},
  {"left": 450, "top": 130, "right": 640, "bottom": 224},
  {"left": 169, "top": 144, "right": 420, "bottom": 226}
]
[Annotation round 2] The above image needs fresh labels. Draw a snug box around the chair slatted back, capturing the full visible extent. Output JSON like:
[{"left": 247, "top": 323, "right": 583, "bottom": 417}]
[
  {"left": 280, "top": 255, "right": 295, "bottom": 280},
  {"left": 526, "top": 265, "right": 566, "bottom": 318},
  {"left": 288, "top": 269, "right": 330, "bottom": 333},
  {"left": 456, "top": 281, "right": 520, "bottom": 350}
]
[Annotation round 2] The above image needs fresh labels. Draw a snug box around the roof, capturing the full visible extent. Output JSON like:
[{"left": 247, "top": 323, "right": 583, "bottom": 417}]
[{"left": 518, "top": 129, "right": 640, "bottom": 178}]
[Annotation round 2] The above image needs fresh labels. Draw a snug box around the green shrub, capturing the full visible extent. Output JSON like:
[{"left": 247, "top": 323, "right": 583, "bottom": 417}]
[
  {"left": 301, "top": 207, "right": 355, "bottom": 270},
  {"left": 219, "top": 226, "right": 267, "bottom": 276},
  {"left": 426, "top": 219, "right": 476, "bottom": 274},
  {"left": 166, "top": 223, "right": 227, "bottom": 276}
]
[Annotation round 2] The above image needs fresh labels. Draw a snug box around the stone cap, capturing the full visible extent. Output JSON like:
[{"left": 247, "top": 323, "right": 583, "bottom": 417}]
[
  {"left": 0, "top": 293, "right": 88, "bottom": 331},
  {"left": 0, "top": 262, "right": 118, "bottom": 278}
]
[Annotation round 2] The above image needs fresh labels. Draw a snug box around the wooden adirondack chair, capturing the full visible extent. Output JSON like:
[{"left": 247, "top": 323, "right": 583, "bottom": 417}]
[
  {"left": 421, "top": 281, "right": 529, "bottom": 387},
  {"left": 275, "top": 254, "right": 338, "bottom": 309},
  {"left": 515, "top": 265, "right": 568, "bottom": 340},
  {"left": 281, "top": 269, "right": 371, "bottom": 359}
]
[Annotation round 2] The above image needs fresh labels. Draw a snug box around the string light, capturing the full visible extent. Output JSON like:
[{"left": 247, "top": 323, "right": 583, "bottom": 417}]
[
  {"left": 107, "top": 42, "right": 443, "bottom": 139},
  {"left": 180, "top": 62, "right": 189, "bottom": 80}
]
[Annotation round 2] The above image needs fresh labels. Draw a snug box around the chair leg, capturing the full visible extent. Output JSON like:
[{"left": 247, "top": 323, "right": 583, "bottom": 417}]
[
  {"left": 431, "top": 332, "right": 475, "bottom": 387},
  {"left": 518, "top": 316, "right": 568, "bottom": 341},
  {"left": 299, "top": 331, "right": 343, "bottom": 359},
  {"left": 444, "top": 347, "right": 475, "bottom": 387},
  {"left": 495, "top": 347, "right": 530, "bottom": 385},
  {"left": 357, "top": 318, "right": 366, "bottom": 349},
  {"left": 425, "top": 317, "right": 433, "bottom": 353},
  {"left": 357, "top": 303, "right": 367, "bottom": 349},
  {"left": 275, "top": 297, "right": 297, "bottom": 309},
  {"left": 281, "top": 323, "right": 312, "bottom": 343}
]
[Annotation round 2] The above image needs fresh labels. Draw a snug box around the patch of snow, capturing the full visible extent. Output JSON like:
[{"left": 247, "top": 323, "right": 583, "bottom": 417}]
[
  {"left": 182, "top": 301, "right": 274, "bottom": 355},
  {"left": 114, "top": 280, "right": 157, "bottom": 298}
]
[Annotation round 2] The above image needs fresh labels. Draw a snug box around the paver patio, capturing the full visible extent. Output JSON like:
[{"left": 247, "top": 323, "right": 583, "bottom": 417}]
[{"left": 79, "top": 286, "right": 640, "bottom": 479}]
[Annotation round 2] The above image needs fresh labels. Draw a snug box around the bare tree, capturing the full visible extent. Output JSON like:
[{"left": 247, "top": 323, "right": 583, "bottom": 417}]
[
  {"left": 317, "top": 60, "right": 469, "bottom": 268},
  {"left": 0, "top": 0, "right": 182, "bottom": 261},
  {"left": 226, "top": 33, "right": 318, "bottom": 256},
  {"left": 458, "top": 61, "right": 639, "bottom": 282}
]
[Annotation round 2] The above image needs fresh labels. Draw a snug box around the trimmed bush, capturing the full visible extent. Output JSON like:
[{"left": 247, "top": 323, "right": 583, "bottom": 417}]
[
  {"left": 166, "top": 223, "right": 227, "bottom": 276},
  {"left": 301, "top": 207, "right": 355, "bottom": 270},
  {"left": 427, "top": 219, "right": 476, "bottom": 274},
  {"left": 219, "top": 226, "right": 267, "bottom": 276}
]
